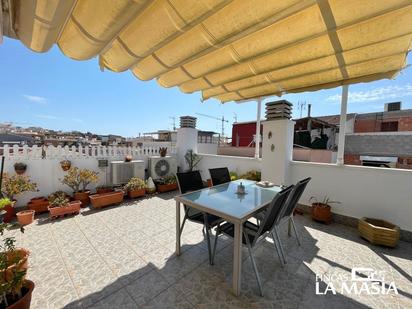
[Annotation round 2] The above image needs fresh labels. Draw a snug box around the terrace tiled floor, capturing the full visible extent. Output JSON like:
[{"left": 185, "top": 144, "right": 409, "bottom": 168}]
[{"left": 11, "top": 192, "right": 412, "bottom": 308}]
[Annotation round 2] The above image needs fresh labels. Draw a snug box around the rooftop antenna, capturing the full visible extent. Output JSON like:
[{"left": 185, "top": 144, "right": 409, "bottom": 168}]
[
  {"left": 195, "top": 113, "right": 229, "bottom": 137},
  {"left": 298, "top": 101, "right": 307, "bottom": 118},
  {"left": 233, "top": 112, "right": 238, "bottom": 123},
  {"left": 169, "top": 117, "right": 176, "bottom": 130}
]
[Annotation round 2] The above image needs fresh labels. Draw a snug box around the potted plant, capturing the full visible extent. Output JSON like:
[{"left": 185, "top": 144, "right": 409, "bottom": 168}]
[
  {"left": 27, "top": 197, "right": 49, "bottom": 214},
  {"left": 59, "top": 160, "right": 71, "bottom": 171},
  {"left": 60, "top": 167, "right": 99, "bottom": 207},
  {"left": 95, "top": 185, "right": 113, "bottom": 195},
  {"left": 90, "top": 190, "right": 124, "bottom": 209},
  {"left": 184, "top": 150, "right": 202, "bottom": 172},
  {"left": 309, "top": 196, "right": 340, "bottom": 224},
  {"left": 13, "top": 163, "right": 27, "bottom": 175},
  {"left": 239, "top": 170, "right": 261, "bottom": 181},
  {"left": 159, "top": 147, "right": 167, "bottom": 157},
  {"left": 0, "top": 222, "right": 34, "bottom": 309},
  {"left": 0, "top": 198, "right": 11, "bottom": 223},
  {"left": 155, "top": 175, "right": 178, "bottom": 193},
  {"left": 124, "top": 177, "right": 146, "bottom": 198},
  {"left": 48, "top": 191, "right": 81, "bottom": 219},
  {"left": 1, "top": 174, "right": 38, "bottom": 223},
  {"left": 16, "top": 210, "right": 35, "bottom": 226}
]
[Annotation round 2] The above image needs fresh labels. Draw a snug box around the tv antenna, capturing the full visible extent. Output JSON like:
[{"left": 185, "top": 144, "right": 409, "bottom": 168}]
[
  {"left": 195, "top": 113, "right": 229, "bottom": 137},
  {"left": 169, "top": 117, "right": 176, "bottom": 130},
  {"left": 298, "top": 101, "right": 307, "bottom": 118}
]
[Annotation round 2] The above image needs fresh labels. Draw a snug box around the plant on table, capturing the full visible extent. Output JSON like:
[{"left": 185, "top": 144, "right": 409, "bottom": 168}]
[
  {"left": 309, "top": 196, "right": 341, "bottom": 224},
  {"left": 0, "top": 222, "right": 34, "bottom": 308},
  {"left": 184, "top": 149, "right": 202, "bottom": 172},
  {"left": 60, "top": 167, "right": 98, "bottom": 207}
]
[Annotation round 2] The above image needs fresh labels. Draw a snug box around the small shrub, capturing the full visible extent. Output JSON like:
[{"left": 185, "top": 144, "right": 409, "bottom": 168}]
[
  {"left": 1, "top": 173, "right": 38, "bottom": 200},
  {"left": 61, "top": 167, "right": 99, "bottom": 192},
  {"left": 124, "top": 177, "right": 146, "bottom": 191},
  {"left": 0, "top": 198, "right": 12, "bottom": 209},
  {"left": 48, "top": 191, "right": 70, "bottom": 208},
  {"left": 239, "top": 170, "right": 261, "bottom": 181}
]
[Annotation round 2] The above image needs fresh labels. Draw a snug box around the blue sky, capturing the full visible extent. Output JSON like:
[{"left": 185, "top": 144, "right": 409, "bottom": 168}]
[{"left": 1, "top": 37, "right": 411, "bottom": 137}]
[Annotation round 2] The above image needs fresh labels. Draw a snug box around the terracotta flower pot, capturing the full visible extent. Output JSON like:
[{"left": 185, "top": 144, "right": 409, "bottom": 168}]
[
  {"left": 74, "top": 191, "right": 90, "bottom": 207},
  {"left": 60, "top": 160, "right": 71, "bottom": 171},
  {"left": 27, "top": 197, "right": 49, "bottom": 214},
  {"left": 48, "top": 201, "right": 81, "bottom": 219},
  {"left": 207, "top": 179, "right": 213, "bottom": 187},
  {"left": 7, "top": 280, "right": 35, "bottom": 309},
  {"left": 157, "top": 183, "right": 178, "bottom": 193},
  {"left": 90, "top": 191, "right": 124, "bottom": 208},
  {"left": 311, "top": 203, "right": 332, "bottom": 224},
  {"left": 128, "top": 188, "right": 146, "bottom": 198},
  {"left": 16, "top": 210, "right": 35, "bottom": 226},
  {"left": 3, "top": 201, "right": 16, "bottom": 223}
]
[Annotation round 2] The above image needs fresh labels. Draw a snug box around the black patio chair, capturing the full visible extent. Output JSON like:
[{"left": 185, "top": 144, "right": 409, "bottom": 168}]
[
  {"left": 211, "top": 185, "right": 293, "bottom": 296},
  {"left": 209, "top": 167, "right": 231, "bottom": 186},
  {"left": 176, "top": 171, "right": 223, "bottom": 265},
  {"left": 255, "top": 177, "right": 311, "bottom": 263}
]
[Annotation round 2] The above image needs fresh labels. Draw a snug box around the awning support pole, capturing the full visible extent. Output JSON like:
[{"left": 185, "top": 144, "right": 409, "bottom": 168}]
[
  {"left": 254, "top": 99, "right": 262, "bottom": 159},
  {"left": 336, "top": 85, "right": 349, "bottom": 165}
]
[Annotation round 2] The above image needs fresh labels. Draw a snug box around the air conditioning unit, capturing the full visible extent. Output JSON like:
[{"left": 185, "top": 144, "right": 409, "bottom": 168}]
[
  {"left": 110, "top": 160, "right": 145, "bottom": 185},
  {"left": 149, "top": 156, "right": 177, "bottom": 179}
]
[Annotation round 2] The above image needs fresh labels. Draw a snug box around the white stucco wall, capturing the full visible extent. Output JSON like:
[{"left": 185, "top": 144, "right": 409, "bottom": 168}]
[
  {"left": 290, "top": 161, "right": 412, "bottom": 232},
  {"left": 197, "top": 143, "right": 218, "bottom": 155},
  {"left": 197, "top": 154, "right": 261, "bottom": 181}
]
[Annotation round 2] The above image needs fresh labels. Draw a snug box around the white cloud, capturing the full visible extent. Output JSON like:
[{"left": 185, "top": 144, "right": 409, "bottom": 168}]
[
  {"left": 326, "top": 84, "right": 412, "bottom": 103},
  {"left": 23, "top": 94, "right": 47, "bottom": 104},
  {"left": 35, "top": 114, "right": 58, "bottom": 120}
]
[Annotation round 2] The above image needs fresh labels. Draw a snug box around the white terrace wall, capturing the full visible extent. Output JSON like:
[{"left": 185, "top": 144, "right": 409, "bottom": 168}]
[
  {"left": 194, "top": 153, "right": 412, "bottom": 232},
  {"left": 197, "top": 153, "right": 261, "bottom": 181},
  {"left": 1, "top": 144, "right": 176, "bottom": 207},
  {"left": 289, "top": 161, "right": 412, "bottom": 232}
]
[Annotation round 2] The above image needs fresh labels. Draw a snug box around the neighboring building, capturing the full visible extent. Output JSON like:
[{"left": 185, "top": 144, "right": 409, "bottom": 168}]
[
  {"left": 0, "top": 133, "right": 35, "bottom": 146},
  {"left": 231, "top": 121, "right": 263, "bottom": 147},
  {"left": 228, "top": 102, "right": 412, "bottom": 168}
]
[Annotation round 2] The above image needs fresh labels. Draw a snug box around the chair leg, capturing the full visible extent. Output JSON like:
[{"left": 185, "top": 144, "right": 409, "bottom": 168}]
[
  {"left": 203, "top": 215, "right": 213, "bottom": 265},
  {"left": 246, "top": 241, "right": 263, "bottom": 296},
  {"left": 211, "top": 223, "right": 221, "bottom": 265},
  {"left": 179, "top": 215, "right": 187, "bottom": 237},
  {"left": 290, "top": 217, "right": 301, "bottom": 246},
  {"left": 273, "top": 227, "right": 287, "bottom": 264},
  {"left": 270, "top": 231, "right": 285, "bottom": 267}
]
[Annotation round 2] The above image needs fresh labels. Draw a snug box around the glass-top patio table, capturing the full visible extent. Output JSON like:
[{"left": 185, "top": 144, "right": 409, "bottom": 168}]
[{"left": 174, "top": 179, "right": 281, "bottom": 296}]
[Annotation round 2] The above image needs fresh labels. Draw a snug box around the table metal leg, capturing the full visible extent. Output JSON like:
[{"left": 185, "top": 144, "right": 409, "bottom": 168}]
[
  {"left": 176, "top": 201, "right": 181, "bottom": 256},
  {"left": 232, "top": 222, "right": 242, "bottom": 296}
]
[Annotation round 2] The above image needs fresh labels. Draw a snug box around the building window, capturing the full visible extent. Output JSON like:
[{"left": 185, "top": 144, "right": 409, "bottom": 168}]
[{"left": 380, "top": 121, "right": 398, "bottom": 132}]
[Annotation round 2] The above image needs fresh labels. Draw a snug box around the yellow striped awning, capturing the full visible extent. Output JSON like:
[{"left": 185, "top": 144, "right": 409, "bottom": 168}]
[{"left": 3, "top": 0, "right": 412, "bottom": 103}]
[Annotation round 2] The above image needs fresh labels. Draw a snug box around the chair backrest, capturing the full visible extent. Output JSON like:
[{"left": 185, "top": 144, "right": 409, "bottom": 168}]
[
  {"left": 281, "top": 177, "right": 311, "bottom": 219},
  {"left": 209, "top": 167, "right": 231, "bottom": 186},
  {"left": 176, "top": 171, "right": 204, "bottom": 194},
  {"left": 176, "top": 171, "right": 204, "bottom": 218},
  {"left": 253, "top": 185, "right": 293, "bottom": 245}
]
